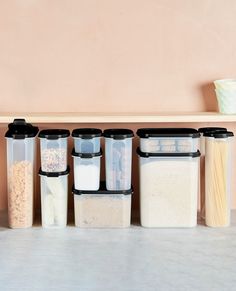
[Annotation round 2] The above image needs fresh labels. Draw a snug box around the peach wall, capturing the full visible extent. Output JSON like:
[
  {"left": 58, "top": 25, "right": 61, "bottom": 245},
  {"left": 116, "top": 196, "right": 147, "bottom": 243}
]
[{"left": 0, "top": 1, "right": 236, "bottom": 210}]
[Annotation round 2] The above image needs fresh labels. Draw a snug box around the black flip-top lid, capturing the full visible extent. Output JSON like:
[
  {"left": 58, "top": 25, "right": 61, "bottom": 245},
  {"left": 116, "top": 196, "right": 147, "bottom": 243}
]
[
  {"left": 203, "top": 131, "right": 234, "bottom": 138},
  {"left": 72, "top": 182, "right": 133, "bottom": 195},
  {"left": 103, "top": 129, "right": 134, "bottom": 139},
  {"left": 137, "top": 128, "right": 200, "bottom": 138},
  {"left": 137, "top": 147, "right": 201, "bottom": 158},
  {"left": 39, "top": 166, "right": 70, "bottom": 177},
  {"left": 39, "top": 129, "right": 70, "bottom": 139},
  {"left": 5, "top": 119, "right": 39, "bottom": 139},
  {"left": 71, "top": 148, "right": 102, "bottom": 158},
  {"left": 72, "top": 128, "right": 102, "bottom": 139},
  {"left": 198, "top": 127, "right": 227, "bottom": 134}
]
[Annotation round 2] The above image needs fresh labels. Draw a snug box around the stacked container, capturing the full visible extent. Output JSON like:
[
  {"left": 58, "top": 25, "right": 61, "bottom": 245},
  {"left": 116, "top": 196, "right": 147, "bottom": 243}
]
[
  {"left": 38, "top": 129, "right": 70, "bottom": 228},
  {"left": 5, "top": 119, "right": 39, "bottom": 228},
  {"left": 137, "top": 128, "right": 200, "bottom": 228}
]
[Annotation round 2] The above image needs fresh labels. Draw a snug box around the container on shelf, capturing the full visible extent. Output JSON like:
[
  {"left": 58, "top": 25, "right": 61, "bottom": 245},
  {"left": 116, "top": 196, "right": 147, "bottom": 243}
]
[
  {"left": 137, "top": 148, "right": 200, "bottom": 228},
  {"left": 39, "top": 129, "right": 70, "bottom": 172},
  {"left": 198, "top": 127, "right": 227, "bottom": 219},
  {"left": 72, "top": 149, "right": 102, "bottom": 190},
  {"left": 204, "top": 131, "right": 234, "bottom": 227},
  {"left": 39, "top": 167, "right": 69, "bottom": 228},
  {"left": 104, "top": 129, "right": 134, "bottom": 191},
  {"left": 5, "top": 119, "right": 39, "bottom": 228},
  {"left": 214, "top": 79, "right": 236, "bottom": 114},
  {"left": 72, "top": 128, "right": 102, "bottom": 153},
  {"left": 72, "top": 182, "right": 133, "bottom": 228},
  {"left": 137, "top": 128, "right": 200, "bottom": 153}
]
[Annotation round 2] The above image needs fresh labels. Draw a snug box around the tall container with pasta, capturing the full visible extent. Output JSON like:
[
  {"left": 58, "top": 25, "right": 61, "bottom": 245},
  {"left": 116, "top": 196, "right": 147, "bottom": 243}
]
[
  {"left": 5, "top": 119, "right": 39, "bottom": 228},
  {"left": 204, "top": 131, "right": 234, "bottom": 227}
]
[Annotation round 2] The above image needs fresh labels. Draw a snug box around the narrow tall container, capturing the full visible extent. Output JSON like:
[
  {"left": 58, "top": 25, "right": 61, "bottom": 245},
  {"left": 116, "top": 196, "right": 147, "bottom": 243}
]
[{"left": 5, "top": 119, "right": 39, "bottom": 228}]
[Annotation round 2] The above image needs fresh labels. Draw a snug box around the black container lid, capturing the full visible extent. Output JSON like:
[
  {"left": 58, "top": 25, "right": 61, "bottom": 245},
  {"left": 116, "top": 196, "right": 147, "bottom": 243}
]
[
  {"left": 203, "top": 131, "right": 234, "bottom": 138},
  {"left": 72, "top": 182, "right": 133, "bottom": 195},
  {"left": 136, "top": 128, "right": 200, "bottom": 138},
  {"left": 39, "top": 129, "right": 70, "bottom": 139},
  {"left": 71, "top": 148, "right": 102, "bottom": 158},
  {"left": 39, "top": 166, "right": 70, "bottom": 177},
  {"left": 198, "top": 127, "right": 227, "bottom": 134},
  {"left": 5, "top": 119, "right": 39, "bottom": 139},
  {"left": 103, "top": 129, "right": 134, "bottom": 139},
  {"left": 72, "top": 128, "right": 102, "bottom": 139},
  {"left": 137, "top": 147, "right": 201, "bottom": 158}
]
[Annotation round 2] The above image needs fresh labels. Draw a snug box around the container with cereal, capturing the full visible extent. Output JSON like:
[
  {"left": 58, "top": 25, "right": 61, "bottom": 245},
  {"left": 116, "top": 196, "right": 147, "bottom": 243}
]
[{"left": 5, "top": 119, "right": 39, "bottom": 228}]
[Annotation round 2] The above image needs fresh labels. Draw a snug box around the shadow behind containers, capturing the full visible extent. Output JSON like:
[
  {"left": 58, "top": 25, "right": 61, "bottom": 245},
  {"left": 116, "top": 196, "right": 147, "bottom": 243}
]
[
  {"left": 104, "top": 129, "right": 134, "bottom": 191},
  {"left": 5, "top": 119, "right": 39, "bottom": 228}
]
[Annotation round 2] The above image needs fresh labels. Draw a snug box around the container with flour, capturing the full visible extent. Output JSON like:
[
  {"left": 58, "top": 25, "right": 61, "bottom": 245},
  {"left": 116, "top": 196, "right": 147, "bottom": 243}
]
[
  {"left": 72, "top": 128, "right": 102, "bottom": 153},
  {"left": 72, "top": 149, "right": 102, "bottom": 190},
  {"left": 39, "top": 167, "right": 69, "bottom": 228},
  {"left": 5, "top": 119, "right": 39, "bottom": 229},
  {"left": 137, "top": 148, "right": 200, "bottom": 228}
]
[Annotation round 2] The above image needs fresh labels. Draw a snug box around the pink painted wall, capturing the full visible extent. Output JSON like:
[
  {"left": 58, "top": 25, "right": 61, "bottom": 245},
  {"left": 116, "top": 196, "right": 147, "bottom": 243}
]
[{"left": 0, "top": 1, "right": 236, "bottom": 210}]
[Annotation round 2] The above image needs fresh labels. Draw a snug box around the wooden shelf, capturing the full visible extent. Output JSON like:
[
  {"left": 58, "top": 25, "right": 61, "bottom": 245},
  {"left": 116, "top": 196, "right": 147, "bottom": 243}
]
[{"left": 0, "top": 112, "right": 236, "bottom": 123}]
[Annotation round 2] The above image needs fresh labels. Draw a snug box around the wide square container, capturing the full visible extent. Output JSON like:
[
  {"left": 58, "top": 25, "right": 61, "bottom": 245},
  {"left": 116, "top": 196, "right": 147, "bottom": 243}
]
[
  {"left": 5, "top": 119, "right": 39, "bottom": 228},
  {"left": 73, "top": 182, "right": 133, "bottom": 228},
  {"left": 137, "top": 128, "right": 200, "bottom": 153},
  {"left": 72, "top": 128, "right": 102, "bottom": 153},
  {"left": 104, "top": 129, "right": 134, "bottom": 191},
  {"left": 39, "top": 167, "right": 69, "bottom": 228},
  {"left": 138, "top": 148, "right": 200, "bottom": 228},
  {"left": 39, "top": 129, "right": 70, "bottom": 172},
  {"left": 72, "top": 149, "right": 102, "bottom": 190}
]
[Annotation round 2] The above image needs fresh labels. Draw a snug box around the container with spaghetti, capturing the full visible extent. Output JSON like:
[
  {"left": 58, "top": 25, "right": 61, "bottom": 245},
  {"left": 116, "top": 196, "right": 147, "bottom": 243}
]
[{"left": 204, "top": 131, "right": 234, "bottom": 227}]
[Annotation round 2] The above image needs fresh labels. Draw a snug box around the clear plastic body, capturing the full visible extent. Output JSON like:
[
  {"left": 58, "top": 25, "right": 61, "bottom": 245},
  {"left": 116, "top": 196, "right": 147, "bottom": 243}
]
[
  {"left": 40, "top": 174, "right": 68, "bottom": 228},
  {"left": 139, "top": 156, "right": 199, "bottom": 227},
  {"left": 74, "top": 194, "right": 131, "bottom": 228},
  {"left": 40, "top": 137, "right": 68, "bottom": 172},
  {"left": 6, "top": 137, "right": 36, "bottom": 228},
  {"left": 73, "top": 156, "right": 101, "bottom": 190},
  {"left": 140, "top": 137, "right": 199, "bottom": 153},
  {"left": 73, "top": 137, "right": 100, "bottom": 153},
  {"left": 205, "top": 137, "right": 232, "bottom": 227},
  {"left": 105, "top": 137, "right": 132, "bottom": 190}
]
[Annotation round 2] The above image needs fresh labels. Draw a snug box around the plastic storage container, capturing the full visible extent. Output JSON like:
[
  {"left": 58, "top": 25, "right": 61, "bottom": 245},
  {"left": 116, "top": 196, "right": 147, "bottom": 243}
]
[
  {"left": 72, "top": 149, "right": 102, "bottom": 190},
  {"left": 198, "top": 127, "right": 227, "bottom": 219},
  {"left": 39, "top": 167, "right": 69, "bottom": 228},
  {"left": 104, "top": 129, "right": 134, "bottom": 191},
  {"left": 39, "top": 129, "right": 70, "bottom": 172},
  {"left": 72, "top": 128, "right": 102, "bottom": 153},
  {"left": 137, "top": 128, "right": 200, "bottom": 153},
  {"left": 204, "top": 131, "right": 234, "bottom": 227},
  {"left": 5, "top": 119, "right": 39, "bottom": 228},
  {"left": 73, "top": 182, "right": 133, "bottom": 228},
  {"left": 138, "top": 148, "right": 200, "bottom": 228}
]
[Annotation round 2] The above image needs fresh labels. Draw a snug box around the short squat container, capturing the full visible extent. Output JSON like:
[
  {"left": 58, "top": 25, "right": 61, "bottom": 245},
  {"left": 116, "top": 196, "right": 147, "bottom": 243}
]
[
  {"left": 39, "top": 167, "right": 69, "bottom": 228},
  {"left": 72, "top": 128, "right": 102, "bottom": 153},
  {"left": 137, "top": 128, "right": 200, "bottom": 153},
  {"left": 73, "top": 182, "right": 133, "bottom": 228},
  {"left": 72, "top": 149, "right": 102, "bottom": 190},
  {"left": 204, "top": 131, "right": 234, "bottom": 227},
  {"left": 5, "top": 119, "right": 39, "bottom": 228},
  {"left": 138, "top": 148, "right": 200, "bottom": 228},
  {"left": 39, "top": 129, "right": 70, "bottom": 172},
  {"left": 104, "top": 129, "right": 134, "bottom": 191}
]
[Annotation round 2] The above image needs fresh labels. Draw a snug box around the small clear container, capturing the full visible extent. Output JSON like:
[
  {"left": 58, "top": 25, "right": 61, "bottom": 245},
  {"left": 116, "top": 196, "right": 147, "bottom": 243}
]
[
  {"left": 39, "top": 167, "right": 69, "bottom": 228},
  {"left": 137, "top": 128, "right": 200, "bottom": 153},
  {"left": 137, "top": 148, "right": 200, "bottom": 228},
  {"left": 204, "top": 131, "right": 234, "bottom": 227},
  {"left": 5, "top": 119, "right": 39, "bottom": 228},
  {"left": 104, "top": 129, "right": 134, "bottom": 191},
  {"left": 39, "top": 129, "right": 70, "bottom": 172},
  {"left": 73, "top": 182, "right": 133, "bottom": 228},
  {"left": 72, "top": 128, "right": 102, "bottom": 153},
  {"left": 72, "top": 149, "right": 102, "bottom": 190}
]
